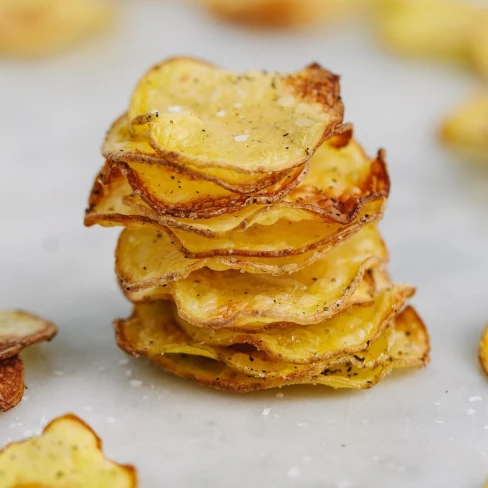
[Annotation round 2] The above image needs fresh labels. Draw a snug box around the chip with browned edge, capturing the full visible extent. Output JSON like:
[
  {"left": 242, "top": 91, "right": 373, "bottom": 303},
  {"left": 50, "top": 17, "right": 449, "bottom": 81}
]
[{"left": 0, "top": 356, "right": 24, "bottom": 413}]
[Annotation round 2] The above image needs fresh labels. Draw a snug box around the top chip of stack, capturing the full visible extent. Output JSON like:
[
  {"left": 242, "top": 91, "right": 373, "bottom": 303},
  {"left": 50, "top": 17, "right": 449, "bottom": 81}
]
[{"left": 85, "top": 57, "right": 429, "bottom": 392}]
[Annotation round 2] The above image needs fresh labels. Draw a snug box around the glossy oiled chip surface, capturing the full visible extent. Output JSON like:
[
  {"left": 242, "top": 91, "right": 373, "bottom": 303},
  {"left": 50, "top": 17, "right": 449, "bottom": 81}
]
[
  {"left": 128, "top": 57, "right": 344, "bottom": 174},
  {"left": 127, "top": 226, "right": 387, "bottom": 328},
  {"left": 440, "top": 94, "right": 488, "bottom": 162},
  {"left": 0, "top": 356, "right": 24, "bottom": 413},
  {"left": 148, "top": 306, "right": 429, "bottom": 392},
  {"left": 0, "top": 414, "right": 137, "bottom": 487},
  {"left": 377, "top": 0, "right": 481, "bottom": 62},
  {"left": 0, "top": 0, "right": 113, "bottom": 57},
  {"left": 0, "top": 310, "right": 57, "bottom": 361}
]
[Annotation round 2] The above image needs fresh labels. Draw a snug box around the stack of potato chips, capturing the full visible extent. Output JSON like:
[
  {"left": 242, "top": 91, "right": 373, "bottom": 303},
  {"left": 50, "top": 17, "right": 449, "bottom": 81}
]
[{"left": 85, "top": 58, "right": 430, "bottom": 392}]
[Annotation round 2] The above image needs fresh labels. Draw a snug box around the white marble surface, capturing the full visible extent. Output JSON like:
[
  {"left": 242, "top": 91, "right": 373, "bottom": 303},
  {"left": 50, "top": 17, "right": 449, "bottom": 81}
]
[{"left": 1, "top": 1, "right": 488, "bottom": 486}]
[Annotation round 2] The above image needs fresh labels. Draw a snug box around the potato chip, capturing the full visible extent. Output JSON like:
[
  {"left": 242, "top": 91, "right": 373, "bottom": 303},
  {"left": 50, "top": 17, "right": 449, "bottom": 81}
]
[
  {"left": 0, "top": 414, "right": 137, "bottom": 487},
  {"left": 197, "top": 0, "right": 372, "bottom": 29},
  {"left": 478, "top": 322, "right": 488, "bottom": 378},
  {"left": 103, "top": 115, "right": 299, "bottom": 194},
  {"left": 148, "top": 306, "right": 429, "bottom": 391},
  {"left": 0, "top": 356, "right": 24, "bottom": 413},
  {"left": 125, "top": 226, "right": 387, "bottom": 328},
  {"left": 470, "top": 15, "right": 488, "bottom": 79},
  {"left": 377, "top": 0, "right": 482, "bottom": 62},
  {"left": 127, "top": 57, "right": 344, "bottom": 174},
  {"left": 0, "top": 310, "right": 57, "bottom": 361},
  {"left": 440, "top": 93, "right": 488, "bottom": 163},
  {"left": 0, "top": 0, "right": 114, "bottom": 57}
]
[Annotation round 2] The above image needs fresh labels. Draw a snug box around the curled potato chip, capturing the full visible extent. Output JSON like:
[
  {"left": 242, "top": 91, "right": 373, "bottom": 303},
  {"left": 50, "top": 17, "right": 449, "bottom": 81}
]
[
  {"left": 440, "top": 93, "right": 488, "bottom": 163},
  {"left": 125, "top": 227, "right": 387, "bottom": 328},
  {"left": 377, "top": 0, "right": 482, "bottom": 62},
  {"left": 196, "top": 0, "right": 372, "bottom": 29},
  {"left": 0, "top": 356, "right": 24, "bottom": 413},
  {"left": 127, "top": 57, "right": 344, "bottom": 174},
  {"left": 148, "top": 306, "right": 429, "bottom": 392},
  {"left": 0, "top": 0, "right": 114, "bottom": 57},
  {"left": 103, "top": 115, "right": 299, "bottom": 194},
  {"left": 0, "top": 310, "right": 57, "bottom": 361},
  {"left": 478, "top": 323, "right": 488, "bottom": 378},
  {"left": 0, "top": 414, "right": 137, "bottom": 487}
]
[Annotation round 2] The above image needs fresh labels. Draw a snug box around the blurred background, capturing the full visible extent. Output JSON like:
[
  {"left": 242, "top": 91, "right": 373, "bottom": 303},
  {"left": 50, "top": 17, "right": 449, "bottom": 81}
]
[{"left": 0, "top": 1, "right": 488, "bottom": 486}]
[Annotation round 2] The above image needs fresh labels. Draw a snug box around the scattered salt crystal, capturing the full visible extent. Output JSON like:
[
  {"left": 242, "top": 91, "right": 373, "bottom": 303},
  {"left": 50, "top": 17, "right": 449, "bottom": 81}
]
[
  {"left": 273, "top": 414, "right": 280, "bottom": 418},
  {"left": 39, "top": 416, "right": 47, "bottom": 427},
  {"left": 167, "top": 106, "right": 182, "bottom": 113},
  {"left": 234, "top": 102, "right": 243, "bottom": 109},
  {"left": 9, "top": 423, "right": 15, "bottom": 429},
  {"left": 119, "top": 358, "right": 129, "bottom": 366},
  {"left": 216, "top": 110, "right": 226, "bottom": 117},
  {"left": 106, "top": 417, "right": 116, "bottom": 424},
  {"left": 83, "top": 406, "right": 93, "bottom": 413},
  {"left": 53, "top": 371, "right": 64, "bottom": 376},
  {"left": 291, "top": 336, "right": 296, "bottom": 342},
  {"left": 466, "top": 409, "right": 476, "bottom": 416},
  {"left": 125, "top": 369, "right": 133, "bottom": 377},
  {"left": 435, "top": 420, "right": 445, "bottom": 424},
  {"left": 130, "top": 380, "right": 143, "bottom": 388},
  {"left": 276, "top": 392, "right": 284, "bottom": 399},
  {"left": 22, "top": 396, "right": 29, "bottom": 402},
  {"left": 303, "top": 456, "right": 312, "bottom": 463},
  {"left": 262, "top": 408, "right": 271, "bottom": 416},
  {"left": 469, "top": 396, "right": 482, "bottom": 402},
  {"left": 484, "top": 425, "right": 488, "bottom": 430},
  {"left": 286, "top": 467, "right": 300, "bottom": 478},
  {"left": 297, "top": 422, "right": 308, "bottom": 427},
  {"left": 434, "top": 402, "right": 441, "bottom": 406},
  {"left": 234, "top": 134, "right": 248, "bottom": 142},
  {"left": 23, "top": 431, "right": 32, "bottom": 437}
]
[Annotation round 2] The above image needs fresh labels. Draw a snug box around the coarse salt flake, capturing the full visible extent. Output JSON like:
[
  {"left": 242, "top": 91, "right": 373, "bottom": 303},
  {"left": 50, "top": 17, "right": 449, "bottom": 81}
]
[
  {"left": 216, "top": 110, "right": 226, "bottom": 117},
  {"left": 466, "top": 409, "right": 476, "bottom": 416},
  {"left": 262, "top": 408, "right": 271, "bottom": 416},
  {"left": 106, "top": 417, "right": 116, "bottom": 424},
  {"left": 167, "top": 106, "right": 182, "bottom": 113},
  {"left": 469, "top": 396, "right": 482, "bottom": 402},
  {"left": 130, "top": 380, "right": 143, "bottom": 387},
  {"left": 234, "top": 134, "right": 248, "bottom": 142}
]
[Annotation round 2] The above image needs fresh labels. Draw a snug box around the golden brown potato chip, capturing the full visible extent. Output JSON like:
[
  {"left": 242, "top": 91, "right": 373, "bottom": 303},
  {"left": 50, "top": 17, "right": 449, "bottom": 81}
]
[
  {"left": 0, "top": 310, "right": 57, "bottom": 361},
  {"left": 115, "top": 286, "right": 413, "bottom": 376},
  {"left": 127, "top": 57, "right": 344, "bottom": 174},
  {"left": 103, "top": 115, "right": 300, "bottom": 194},
  {"left": 0, "top": 356, "right": 24, "bottom": 413},
  {"left": 148, "top": 306, "right": 429, "bottom": 392},
  {"left": 0, "top": 414, "right": 137, "bottom": 487},
  {"left": 377, "top": 0, "right": 483, "bottom": 62},
  {"left": 0, "top": 0, "right": 114, "bottom": 57},
  {"left": 478, "top": 322, "right": 488, "bottom": 378},
  {"left": 125, "top": 226, "right": 387, "bottom": 328},
  {"left": 440, "top": 93, "right": 488, "bottom": 163},
  {"left": 470, "top": 15, "right": 488, "bottom": 78},
  {"left": 197, "top": 0, "right": 372, "bottom": 29}
]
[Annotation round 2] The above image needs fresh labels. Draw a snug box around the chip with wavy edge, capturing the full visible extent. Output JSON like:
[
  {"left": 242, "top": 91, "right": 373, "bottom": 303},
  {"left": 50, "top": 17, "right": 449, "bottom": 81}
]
[
  {"left": 377, "top": 0, "right": 483, "bottom": 62},
  {"left": 0, "top": 310, "right": 57, "bottom": 361},
  {"left": 440, "top": 93, "right": 488, "bottom": 163},
  {"left": 0, "top": 0, "right": 114, "bottom": 57},
  {"left": 127, "top": 57, "right": 344, "bottom": 174},
  {"left": 115, "top": 286, "right": 412, "bottom": 372},
  {"left": 147, "top": 306, "right": 429, "bottom": 392},
  {"left": 103, "top": 115, "right": 300, "bottom": 194},
  {"left": 0, "top": 356, "right": 24, "bottom": 413},
  {"left": 124, "top": 227, "right": 387, "bottom": 328},
  {"left": 0, "top": 414, "right": 137, "bottom": 487}
]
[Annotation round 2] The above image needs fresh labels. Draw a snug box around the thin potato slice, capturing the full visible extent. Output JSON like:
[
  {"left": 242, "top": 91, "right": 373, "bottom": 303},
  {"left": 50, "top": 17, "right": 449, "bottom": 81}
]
[
  {"left": 115, "top": 286, "right": 412, "bottom": 373},
  {"left": 470, "top": 16, "right": 488, "bottom": 79},
  {"left": 377, "top": 0, "right": 482, "bottom": 62},
  {"left": 103, "top": 115, "right": 298, "bottom": 194},
  {"left": 128, "top": 57, "right": 344, "bottom": 174},
  {"left": 0, "top": 310, "right": 57, "bottom": 361},
  {"left": 0, "top": 0, "right": 114, "bottom": 57},
  {"left": 0, "top": 356, "right": 24, "bottom": 413},
  {"left": 149, "top": 306, "right": 429, "bottom": 392},
  {"left": 440, "top": 93, "right": 488, "bottom": 163},
  {"left": 0, "top": 414, "right": 137, "bottom": 487},
  {"left": 127, "top": 227, "right": 387, "bottom": 328},
  {"left": 478, "top": 322, "right": 488, "bottom": 377}
]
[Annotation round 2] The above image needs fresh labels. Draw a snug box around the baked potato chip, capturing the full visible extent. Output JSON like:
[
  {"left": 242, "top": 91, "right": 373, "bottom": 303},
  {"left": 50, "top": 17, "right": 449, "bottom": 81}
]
[
  {"left": 0, "top": 310, "right": 57, "bottom": 361},
  {"left": 0, "top": 356, "right": 24, "bottom": 413},
  {"left": 127, "top": 57, "right": 344, "bottom": 174},
  {"left": 440, "top": 93, "right": 488, "bottom": 163},
  {"left": 0, "top": 0, "right": 114, "bottom": 57},
  {"left": 0, "top": 414, "right": 137, "bottom": 487},
  {"left": 115, "top": 286, "right": 412, "bottom": 372},
  {"left": 470, "top": 15, "right": 488, "bottom": 79},
  {"left": 197, "top": 0, "right": 371, "bottom": 29},
  {"left": 126, "top": 226, "right": 387, "bottom": 328},
  {"left": 478, "top": 322, "right": 488, "bottom": 378},
  {"left": 148, "top": 306, "right": 429, "bottom": 392},
  {"left": 377, "top": 0, "right": 482, "bottom": 62},
  {"left": 103, "top": 115, "right": 299, "bottom": 194}
]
